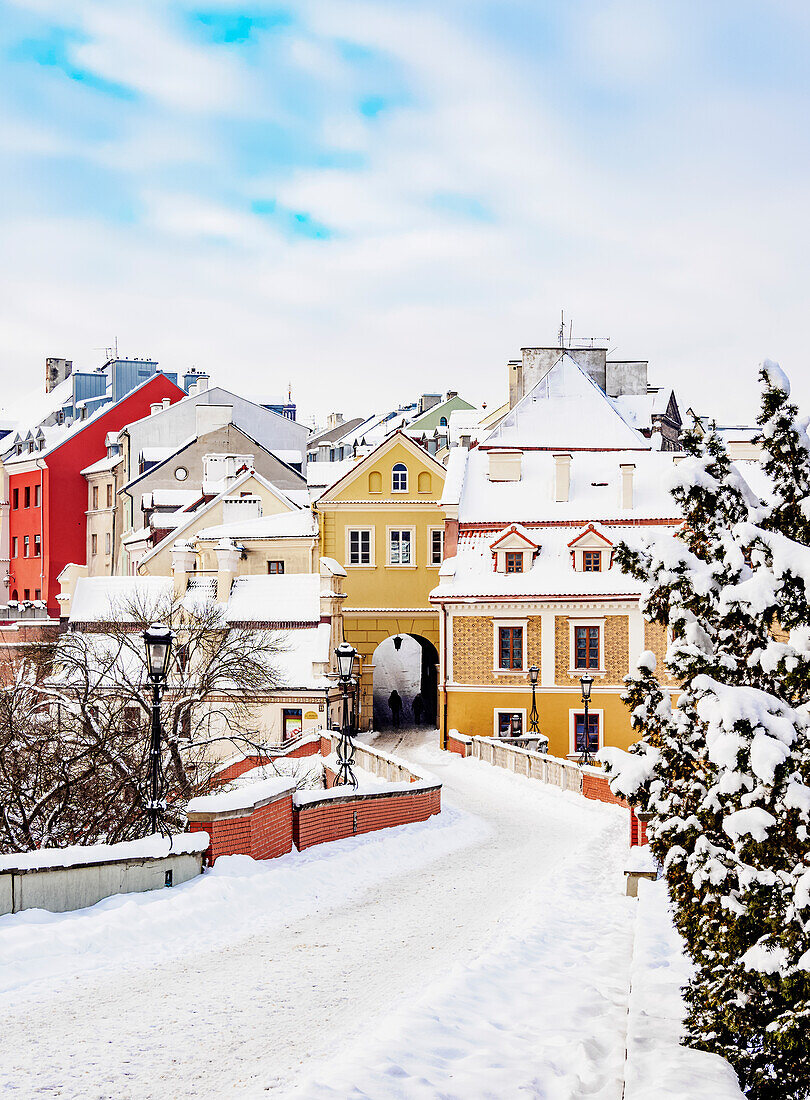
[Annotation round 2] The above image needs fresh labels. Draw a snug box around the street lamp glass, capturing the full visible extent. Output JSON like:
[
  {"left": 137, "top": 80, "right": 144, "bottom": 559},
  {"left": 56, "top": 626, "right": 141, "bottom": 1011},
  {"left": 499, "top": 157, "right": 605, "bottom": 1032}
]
[
  {"left": 529, "top": 664, "right": 539, "bottom": 685},
  {"left": 580, "top": 673, "right": 594, "bottom": 701},
  {"left": 143, "top": 622, "right": 173, "bottom": 679},
  {"left": 335, "top": 641, "right": 357, "bottom": 682}
]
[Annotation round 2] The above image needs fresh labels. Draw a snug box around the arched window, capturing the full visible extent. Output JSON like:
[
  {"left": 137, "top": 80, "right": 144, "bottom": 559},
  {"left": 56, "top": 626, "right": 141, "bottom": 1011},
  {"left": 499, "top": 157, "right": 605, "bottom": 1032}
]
[
  {"left": 10, "top": 590, "right": 17, "bottom": 602},
  {"left": 392, "top": 463, "right": 408, "bottom": 492},
  {"left": 417, "top": 471, "right": 432, "bottom": 494},
  {"left": 368, "top": 471, "right": 382, "bottom": 494},
  {"left": 439, "top": 416, "right": 448, "bottom": 427}
]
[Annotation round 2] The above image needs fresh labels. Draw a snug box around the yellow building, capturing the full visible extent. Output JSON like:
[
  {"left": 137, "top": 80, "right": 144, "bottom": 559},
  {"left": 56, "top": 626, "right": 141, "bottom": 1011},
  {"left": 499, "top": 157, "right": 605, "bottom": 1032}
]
[
  {"left": 431, "top": 353, "right": 684, "bottom": 758},
  {"left": 314, "top": 431, "right": 447, "bottom": 729}
]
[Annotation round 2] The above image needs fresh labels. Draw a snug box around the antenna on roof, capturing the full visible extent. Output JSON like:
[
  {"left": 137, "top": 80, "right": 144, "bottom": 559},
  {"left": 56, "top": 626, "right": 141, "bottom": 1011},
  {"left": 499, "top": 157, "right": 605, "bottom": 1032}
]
[{"left": 558, "top": 310, "right": 566, "bottom": 348}]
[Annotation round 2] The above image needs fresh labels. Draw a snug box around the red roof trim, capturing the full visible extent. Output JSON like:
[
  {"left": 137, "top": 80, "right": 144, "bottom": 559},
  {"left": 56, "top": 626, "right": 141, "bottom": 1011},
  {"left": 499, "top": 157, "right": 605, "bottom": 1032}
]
[{"left": 567, "top": 524, "right": 614, "bottom": 549}]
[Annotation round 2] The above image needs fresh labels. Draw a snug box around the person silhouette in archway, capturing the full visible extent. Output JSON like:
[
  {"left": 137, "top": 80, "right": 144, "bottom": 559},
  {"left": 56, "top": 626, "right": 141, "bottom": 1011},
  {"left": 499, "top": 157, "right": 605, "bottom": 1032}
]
[
  {"left": 412, "top": 693, "right": 424, "bottom": 726},
  {"left": 388, "top": 689, "right": 403, "bottom": 728}
]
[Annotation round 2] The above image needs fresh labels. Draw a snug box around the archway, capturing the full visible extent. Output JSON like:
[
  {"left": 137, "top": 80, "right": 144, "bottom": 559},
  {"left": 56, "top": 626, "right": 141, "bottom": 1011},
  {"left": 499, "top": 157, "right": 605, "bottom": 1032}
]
[{"left": 371, "top": 633, "right": 439, "bottom": 730}]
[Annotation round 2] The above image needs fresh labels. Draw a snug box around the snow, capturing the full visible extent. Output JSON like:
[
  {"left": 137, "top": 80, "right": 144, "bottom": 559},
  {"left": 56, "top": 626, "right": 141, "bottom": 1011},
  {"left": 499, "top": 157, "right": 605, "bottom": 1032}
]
[
  {"left": 80, "top": 452, "right": 123, "bottom": 476},
  {"left": 762, "top": 357, "right": 790, "bottom": 395},
  {"left": 69, "top": 575, "right": 173, "bottom": 622},
  {"left": 0, "top": 832, "right": 208, "bottom": 872},
  {"left": 225, "top": 573, "right": 321, "bottom": 623},
  {"left": 624, "top": 879, "right": 744, "bottom": 1099},
  {"left": 195, "top": 510, "right": 318, "bottom": 541},
  {"left": 270, "top": 623, "right": 332, "bottom": 687},
  {"left": 0, "top": 730, "right": 744, "bottom": 1099},
  {"left": 187, "top": 778, "right": 296, "bottom": 815},
  {"left": 722, "top": 807, "right": 776, "bottom": 842}
]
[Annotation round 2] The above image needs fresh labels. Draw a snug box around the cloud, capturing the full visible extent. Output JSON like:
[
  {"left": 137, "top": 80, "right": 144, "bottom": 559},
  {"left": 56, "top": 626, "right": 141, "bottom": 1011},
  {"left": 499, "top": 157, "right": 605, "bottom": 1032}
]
[{"left": 0, "top": 0, "right": 809, "bottom": 425}]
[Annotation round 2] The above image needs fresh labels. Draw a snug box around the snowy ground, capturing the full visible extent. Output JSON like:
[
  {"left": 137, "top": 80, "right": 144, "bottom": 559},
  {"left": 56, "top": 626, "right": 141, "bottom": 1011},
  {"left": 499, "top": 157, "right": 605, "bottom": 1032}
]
[{"left": 0, "top": 729, "right": 743, "bottom": 1099}]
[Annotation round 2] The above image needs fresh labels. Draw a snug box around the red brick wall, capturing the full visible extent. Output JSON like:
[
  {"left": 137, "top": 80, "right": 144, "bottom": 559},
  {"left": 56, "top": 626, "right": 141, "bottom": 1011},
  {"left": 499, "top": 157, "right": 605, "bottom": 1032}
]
[
  {"left": 188, "top": 794, "right": 294, "bottom": 864},
  {"left": 629, "top": 809, "right": 649, "bottom": 847},
  {"left": 446, "top": 733, "right": 471, "bottom": 757},
  {"left": 293, "top": 787, "right": 441, "bottom": 852},
  {"left": 582, "top": 772, "right": 629, "bottom": 809},
  {"left": 211, "top": 741, "right": 322, "bottom": 786}
]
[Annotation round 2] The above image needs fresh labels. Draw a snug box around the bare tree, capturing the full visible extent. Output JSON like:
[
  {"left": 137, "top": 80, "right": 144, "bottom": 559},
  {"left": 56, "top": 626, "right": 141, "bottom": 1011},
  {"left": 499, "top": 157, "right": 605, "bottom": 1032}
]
[{"left": 0, "top": 594, "right": 289, "bottom": 853}]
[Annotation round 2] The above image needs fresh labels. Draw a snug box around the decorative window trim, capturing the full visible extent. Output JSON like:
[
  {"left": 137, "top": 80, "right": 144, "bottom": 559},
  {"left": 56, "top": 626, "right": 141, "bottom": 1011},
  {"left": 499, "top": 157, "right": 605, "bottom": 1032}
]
[
  {"left": 568, "top": 708, "right": 604, "bottom": 755},
  {"left": 391, "top": 463, "right": 408, "bottom": 493},
  {"left": 494, "top": 708, "right": 527, "bottom": 738},
  {"left": 493, "top": 618, "right": 528, "bottom": 673},
  {"left": 345, "top": 527, "right": 375, "bottom": 568},
  {"left": 428, "top": 527, "right": 444, "bottom": 567},
  {"left": 387, "top": 525, "right": 416, "bottom": 567},
  {"left": 568, "top": 617, "right": 605, "bottom": 674}
]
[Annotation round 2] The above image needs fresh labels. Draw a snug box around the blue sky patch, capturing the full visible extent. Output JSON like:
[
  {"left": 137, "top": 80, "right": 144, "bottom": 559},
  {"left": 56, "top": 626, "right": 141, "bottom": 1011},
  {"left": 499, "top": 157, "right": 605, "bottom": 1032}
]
[{"left": 191, "top": 9, "right": 292, "bottom": 44}]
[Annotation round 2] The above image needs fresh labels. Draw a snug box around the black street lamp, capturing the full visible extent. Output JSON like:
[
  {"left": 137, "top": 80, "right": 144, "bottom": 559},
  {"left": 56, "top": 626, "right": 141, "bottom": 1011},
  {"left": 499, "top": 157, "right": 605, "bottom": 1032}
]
[
  {"left": 510, "top": 712, "right": 522, "bottom": 738},
  {"left": 580, "top": 672, "right": 594, "bottom": 766},
  {"left": 143, "top": 622, "right": 173, "bottom": 834},
  {"left": 528, "top": 665, "right": 540, "bottom": 734},
  {"left": 334, "top": 642, "right": 358, "bottom": 788}
]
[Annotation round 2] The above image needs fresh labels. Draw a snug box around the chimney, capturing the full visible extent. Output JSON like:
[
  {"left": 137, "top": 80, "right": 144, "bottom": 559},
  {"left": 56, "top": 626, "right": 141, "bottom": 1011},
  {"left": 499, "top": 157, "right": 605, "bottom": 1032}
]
[
  {"left": 215, "top": 538, "right": 240, "bottom": 603},
  {"left": 620, "top": 463, "right": 635, "bottom": 510},
  {"left": 45, "top": 357, "right": 73, "bottom": 393},
  {"left": 162, "top": 397, "right": 171, "bottom": 409},
  {"left": 150, "top": 403, "right": 162, "bottom": 416},
  {"left": 327, "top": 412, "right": 344, "bottom": 429},
  {"left": 170, "top": 541, "right": 196, "bottom": 600},
  {"left": 554, "top": 453, "right": 572, "bottom": 502}
]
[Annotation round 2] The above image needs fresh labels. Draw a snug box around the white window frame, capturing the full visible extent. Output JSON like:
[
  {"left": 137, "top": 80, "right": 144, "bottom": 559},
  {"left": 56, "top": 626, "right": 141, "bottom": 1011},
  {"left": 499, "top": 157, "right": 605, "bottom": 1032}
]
[
  {"left": 105, "top": 532, "right": 111, "bottom": 555},
  {"left": 569, "top": 617, "right": 605, "bottom": 675},
  {"left": 494, "top": 708, "right": 527, "bottom": 738},
  {"left": 387, "top": 526, "right": 416, "bottom": 566},
  {"left": 346, "top": 527, "right": 375, "bottom": 568},
  {"left": 493, "top": 618, "right": 528, "bottom": 673},
  {"left": 429, "top": 527, "right": 444, "bottom": 567},
  {"left": 568, "top": 708, "right": 604, "bottom": 755},
  {"left": 391, "top": 463, "right": 408, "bottom": 493}
]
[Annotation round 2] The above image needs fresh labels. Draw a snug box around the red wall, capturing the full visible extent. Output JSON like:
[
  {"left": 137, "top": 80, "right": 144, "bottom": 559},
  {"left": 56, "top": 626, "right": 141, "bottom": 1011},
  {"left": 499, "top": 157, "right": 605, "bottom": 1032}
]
[
  {"left": 293, "top": 788, "right": 441, "bottom": 851},
  {"left": 7, "top": 374, "right": 184, "bottom": 615},
  {"left": 6, "top": 468, "right": 46, "bottom": 603},
  {"left": 189, "top": 794, "right": 294, "bottom": 864}
]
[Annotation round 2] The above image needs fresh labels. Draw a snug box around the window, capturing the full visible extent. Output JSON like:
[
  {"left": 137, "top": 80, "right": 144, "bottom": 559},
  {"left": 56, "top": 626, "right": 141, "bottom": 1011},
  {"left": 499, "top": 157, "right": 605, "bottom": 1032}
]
[
  {"left": 34, "top": 589, "right": 41, "bottom": 601},
  {"left": 174, "top": 466, "right": 188, "bottom": 482},
  {"left": 439, "top": 416, "right": 448, "bottom": 427},
  {"left": 105, "top": 533, "right": 111, "bottom": 555},
  {"left": 505, "top": 552, "right": 523, "bottom": 574},
  {"left": 106, "top": 483, "right": 113, "bottom": 508},
  {"left": 24, "top": 486, "right": 30, "bottom": 508},
  {"left": 392, "top": 463, "right": 408, "bottom": 492},
  {"left": 23, "top": 536, "right": 29, "bottom": 557},
  {"left": 92, "top": 485, "right": 98, "bottom": 509},
  {"left": 12, "top": 488, "right": 18, "bottom": 509},
  {"left": 497, "top": 711, "right": 523, "bottom": 737},
  {"left": 583, "top": 551, "right": 601, "bottom": 572},
  {"left": 34, "top": 534, "right": 41, "bottom": 557},
  {"left": 23, "top": 589, "right": 30, "bottom": 601},
  {"left": 348, "top": 529, "right": 372, "bottom": 566},
  {"left": 91, "top": 533, "right": 98, "bottom": 555},
  {"left": 574, "top": 625, "right": 600, "bottom": 669},
  {"left": 389, "top": 529, "right": 412, "bottom": 565},
  {"left": 430, "top": 528, "right": 444, "bottom": 566},
  {"left": 267, "top": 561, "right": 285, "bottom": 574},
  {"left": 498, "top": 626, "right": 523, "bottom": 670},
  {"left": 11, "top": 537, "right": 17, "bottom": 558},
  {"left": 282, "top": 707, "right": 303, "bottom": 741},
  {"left": 34, "top": 485, "right": 40, "bottom": 507},
  {"left": 574, "top": 713, "right": 600, "bottom": 754}
]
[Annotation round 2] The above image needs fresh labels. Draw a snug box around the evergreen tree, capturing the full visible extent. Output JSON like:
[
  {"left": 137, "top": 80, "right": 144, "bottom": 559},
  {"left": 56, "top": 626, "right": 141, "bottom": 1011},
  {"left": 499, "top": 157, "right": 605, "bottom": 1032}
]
[{"left": 604, "top": 371, "right": 810, "bottom": 1098}]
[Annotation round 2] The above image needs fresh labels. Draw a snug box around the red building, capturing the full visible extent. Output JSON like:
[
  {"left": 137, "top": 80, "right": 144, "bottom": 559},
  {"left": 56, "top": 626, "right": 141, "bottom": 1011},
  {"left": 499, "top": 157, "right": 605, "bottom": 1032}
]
[{"left": 5, "top": 374, "right": 184, "bottom": 617}]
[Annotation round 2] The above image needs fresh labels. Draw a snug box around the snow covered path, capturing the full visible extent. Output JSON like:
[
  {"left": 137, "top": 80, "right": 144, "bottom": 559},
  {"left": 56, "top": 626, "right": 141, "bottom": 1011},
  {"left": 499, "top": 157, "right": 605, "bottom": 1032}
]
[{"left": 0, "top": 732, "right": 634, "bottom": 1099}]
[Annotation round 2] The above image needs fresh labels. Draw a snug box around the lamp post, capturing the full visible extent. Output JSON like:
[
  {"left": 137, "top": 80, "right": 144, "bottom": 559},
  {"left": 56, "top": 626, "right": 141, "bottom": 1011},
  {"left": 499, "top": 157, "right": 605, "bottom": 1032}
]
[
  {"left": 143, "top": 622, "right": 173, "bottom": 834},
  {"left": 528, "top": 665, "right": 540, "bottom": 734},
  {"left": 580, "top": 672, "right": 594, "bottom": 766},
  {"left": 334, "top": 641, "right": 358, "bottom": 788},
  {"left": 510, "top": 712, "right": 522, "bottom": 738}
]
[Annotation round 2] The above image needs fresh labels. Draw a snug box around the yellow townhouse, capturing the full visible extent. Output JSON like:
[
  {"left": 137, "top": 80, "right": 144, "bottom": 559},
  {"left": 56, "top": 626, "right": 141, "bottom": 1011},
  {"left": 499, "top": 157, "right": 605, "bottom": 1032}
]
[{"left": 313, "top": 430, "right": 447, "bottom": 730}]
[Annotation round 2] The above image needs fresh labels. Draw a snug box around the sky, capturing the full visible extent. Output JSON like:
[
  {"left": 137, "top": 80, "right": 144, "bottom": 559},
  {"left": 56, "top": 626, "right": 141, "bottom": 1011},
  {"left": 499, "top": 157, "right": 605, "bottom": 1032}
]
[{"left": 0, "top": 0, "right": 809, "bottom": 427}]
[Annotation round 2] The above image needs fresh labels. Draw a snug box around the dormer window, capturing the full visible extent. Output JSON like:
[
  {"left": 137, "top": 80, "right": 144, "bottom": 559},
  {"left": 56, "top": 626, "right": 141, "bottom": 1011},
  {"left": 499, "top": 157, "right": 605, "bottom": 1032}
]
[
  {"left": 490, "top": 524, "right": 539, "bottom": 574},
  {"left": 568, "top": 524, "right": 613, "bottom": 572}
]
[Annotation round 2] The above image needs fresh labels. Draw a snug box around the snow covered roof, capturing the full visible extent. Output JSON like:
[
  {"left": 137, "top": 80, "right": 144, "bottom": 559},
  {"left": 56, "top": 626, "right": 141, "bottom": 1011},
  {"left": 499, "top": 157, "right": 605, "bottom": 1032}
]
[
  {"left": 456, "top": 448, "right": 681, "bottom": 523},
  {"left": 272, "top": 622, "right": 332, "bottom": 688},
  {"left": 306, "top": 458, "right": 360, "bottom": 490},
  {"left": 81, "top": 453, "right": 123, "bottom": 476},
  {"left": 70, "top": 576, "right": 173, "bottom": 622},
  {"left": 431, "top": 525, "right": 667, "bottom": 601},
  {"left": 612, "top": 390, "right": 673, "bottom": 430},
  {"left": 224, "top": 574, "right": 322, "bottom": 624},
  {"left": 195, "top": 510, "right": 318, "bottom": 542},
  {"left": 482, "top": 353, "right": 649, "bottom": 451}
]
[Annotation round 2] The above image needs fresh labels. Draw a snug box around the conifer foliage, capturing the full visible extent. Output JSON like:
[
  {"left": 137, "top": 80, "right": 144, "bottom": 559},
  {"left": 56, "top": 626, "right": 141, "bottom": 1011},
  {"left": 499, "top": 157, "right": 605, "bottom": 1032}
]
[{"left": 603, "top": 364, "right": 810, "bottom": 1099}]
